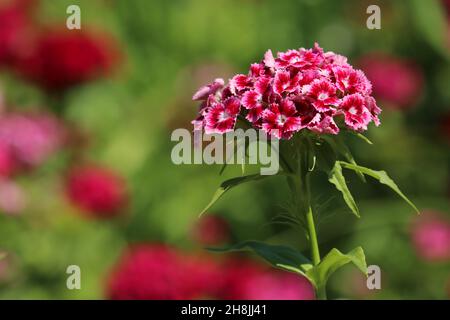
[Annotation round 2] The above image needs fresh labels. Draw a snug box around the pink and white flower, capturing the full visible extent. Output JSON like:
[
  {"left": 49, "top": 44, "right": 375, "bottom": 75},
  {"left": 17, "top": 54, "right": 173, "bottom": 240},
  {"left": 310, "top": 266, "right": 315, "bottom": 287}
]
[
  {"left": 229, "top": 74, "right": 252, "bottom": 94},
  {"left": 261, "top": 100, "right": 302, "bottom": 139},
  {"left": 308, "top": 78, "right": 339, "bottom": 111},
  {"left": 340, "top": 94, "right": 372, "bottom": 131},
  {"left": 205, "top": 97, "right": 241, "bottom": 134},
  {"left": 273, "top": 70, "right": 300, "bottom": 95},
  {"left": 333, "top": 66, "right": 372, "bottom": 95},
  {"left": 308, "top": 112, "right": 339, "bottom": 135}
]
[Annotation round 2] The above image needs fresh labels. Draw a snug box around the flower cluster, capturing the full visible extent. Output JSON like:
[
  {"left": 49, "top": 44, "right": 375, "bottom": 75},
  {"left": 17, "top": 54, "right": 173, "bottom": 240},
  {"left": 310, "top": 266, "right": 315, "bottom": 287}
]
[
  {"left": 106, "top": 244, "right": 315, "bottom": 300},
  {"left": 192, "top": 44, "right": 381, "bottom": 139}
]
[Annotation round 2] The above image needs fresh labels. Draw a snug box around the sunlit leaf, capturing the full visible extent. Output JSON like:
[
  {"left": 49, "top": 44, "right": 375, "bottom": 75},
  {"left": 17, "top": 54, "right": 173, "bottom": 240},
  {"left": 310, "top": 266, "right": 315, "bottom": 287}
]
[
  {"left": 339, "top": 161, "right": 419, "bottom": 214},
  {"left": 328, "top": 161, "right": 360, "bottom": 218},
  {"left": 306, "top": 247, "right": 367, "bottom": 289}
]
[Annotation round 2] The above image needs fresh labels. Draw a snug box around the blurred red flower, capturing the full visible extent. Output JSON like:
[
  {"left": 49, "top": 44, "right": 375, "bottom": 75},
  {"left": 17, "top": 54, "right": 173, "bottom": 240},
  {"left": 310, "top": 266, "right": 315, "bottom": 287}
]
[
  {"left": 106, "top": 244, "right": 315, "bottom": 300},
  {"left": 411, "top": 211, "right": 450, "bottom": 262},
  {"left": 106, "top": 244, "right": 221, "bottom": 300},
  {"left": 219, "top": 258, "right": 315, "bottom": 300},
  {"left": 358, "top": 54, "right": 423, "bottom": 109},
  {"left": 192, "top": 215, "right": 231, "bottom": 246},
  {"left": 443, "top": 0, "right": 450, "bottom": 16},
  {"left": 15, "top": 29, "right": 121, "bottom": 92},
  {"left": 66, "top": 165, "right": 128, "bottom": 218},
  {"left": 0, "top": 0, "right": 37, "bottom": 67}
]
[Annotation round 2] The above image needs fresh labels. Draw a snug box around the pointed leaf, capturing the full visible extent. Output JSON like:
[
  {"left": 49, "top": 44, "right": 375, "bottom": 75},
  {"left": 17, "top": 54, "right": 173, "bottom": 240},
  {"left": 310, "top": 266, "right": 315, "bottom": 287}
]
[
  {"left": 329, "top": 161, "right": 360, "bottom": 218},
  {"left": 219, "top": 163, "right": 227, "bottom": 175},
  {"left": 208, "top": 240, "right": 312, "bottom": 275},
  {"left": 352, "top": 132, "right": 373, "bottom": 145},
  {"left": 339, "top": 161, "right": 419, "bottom": 214},
  {"left": 306, "top": 247, "right": 367, "bottom": 289},
  {"left": 323, "top": 136, "right": 365, "bottom": 182},
  {"left": 199, "top": 174, "right": 269, "bottom": 216}
]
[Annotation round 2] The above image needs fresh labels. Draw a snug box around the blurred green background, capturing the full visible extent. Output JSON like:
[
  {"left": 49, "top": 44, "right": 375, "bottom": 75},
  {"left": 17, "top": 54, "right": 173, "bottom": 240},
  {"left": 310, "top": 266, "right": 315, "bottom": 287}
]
[{"left": 0, "top": 0, "right": 449, "bottom": 299}]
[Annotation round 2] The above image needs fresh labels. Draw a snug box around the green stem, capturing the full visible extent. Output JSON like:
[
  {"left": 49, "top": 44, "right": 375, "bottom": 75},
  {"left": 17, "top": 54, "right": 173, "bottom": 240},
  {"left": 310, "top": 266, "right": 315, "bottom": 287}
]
[
  {"left": 316, "top": 284, "right": 327, "bottom": 300},
  {"left": 305, "top": 206, "right": 320, "bottom": 266},
  {"left": 304, "top": 160, "right": 326, "bottom": 299},
  {"left": 285, "top": 135, "right": 327, "bottom": 299},
  {"left": 304, "top": 171, "right": 320, "bottom": 266}
]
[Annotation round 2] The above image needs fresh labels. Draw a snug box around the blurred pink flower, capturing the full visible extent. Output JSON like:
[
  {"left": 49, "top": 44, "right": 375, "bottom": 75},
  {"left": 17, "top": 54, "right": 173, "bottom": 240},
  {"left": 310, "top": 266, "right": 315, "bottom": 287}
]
[
  {"left": 411, "top": 211, "right": 450, "bottom": 262},
  {"left": 66, "top": 165, "right": 128, "bottom": 218},
  {"left": 358, "top": 54, "right": 423, "bottom": 109},
  {"left": 106, "top": 244, "right": 221, "bottom": 300},
  {"left": 0, "top": 179, "right": 26, "bottom": 215},
  {"left": 220, "top": 259, "right": 315, "bottom": 300},
  {"left": 191, "top": 215, "right": 231, "bottom": 246},
  {"left": 0, "top": 112, "right": 64, "bottom": 171},
  {"left": 106, "top": 245, "right": 315, "bottom": 300},
  {"left": 0, "top": 142, "right": 15, "bottom": 178}
]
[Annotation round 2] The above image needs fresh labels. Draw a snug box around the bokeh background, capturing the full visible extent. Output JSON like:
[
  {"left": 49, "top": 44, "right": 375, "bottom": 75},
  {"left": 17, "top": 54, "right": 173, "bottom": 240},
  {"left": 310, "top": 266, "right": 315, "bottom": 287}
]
[{"left": 0, "top": 0, "right": 449, "bottom": 299}]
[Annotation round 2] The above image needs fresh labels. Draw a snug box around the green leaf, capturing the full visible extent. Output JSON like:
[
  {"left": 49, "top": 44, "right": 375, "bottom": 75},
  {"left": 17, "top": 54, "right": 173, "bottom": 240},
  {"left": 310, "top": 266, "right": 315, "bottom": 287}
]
[
  {"left": 202, "top": 169, "right": 291, "bottom": 217},
  {"left": 208, "top": 240, "right": 312, "bottom": 275},
  {"left": 410, "top": 0, "right": 449, "bottom": 58},
  {"left": 352, "top": 132, "right": 373, "bottom": 145},
  {"left": 306, "top": 247, "right": 367, "bottom": 289},
  {"left": 199, "top": 174, "right": 271, "bottom": 216},
  {"left": 323, "top": 136, "right": 365, "bottom": 182},
  {"left": 315, "top": 139, "right": 337, "bottom": 173},
  {"left": 339, "top": 161, "right": 419, "bottom": 214},
  {"left": 328, "top": 161, "right": 360, "bottom": 218},
  {"left": 219, "top": 163, "right": 227, "bottom": 175}
]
